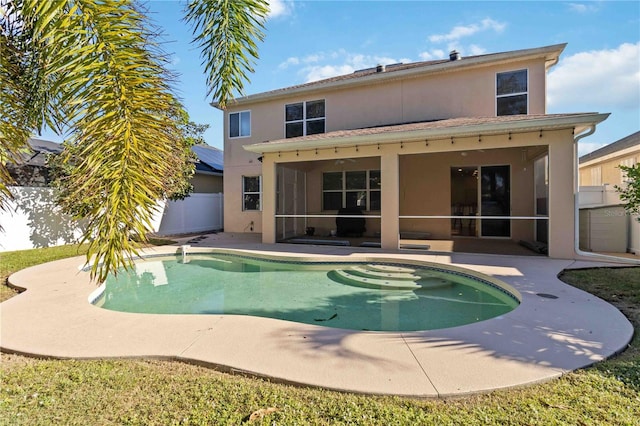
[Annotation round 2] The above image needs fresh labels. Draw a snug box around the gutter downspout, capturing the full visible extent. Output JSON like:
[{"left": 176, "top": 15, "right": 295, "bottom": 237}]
[{"left": 573, "top": 126, "right": 640, "bottom": 264}]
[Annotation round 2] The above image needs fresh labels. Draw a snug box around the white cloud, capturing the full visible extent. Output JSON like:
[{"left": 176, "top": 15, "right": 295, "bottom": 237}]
[
  {"left": 548, "top": 42, "right": 640, "bottom": 110},
  {"left": 305, "top": 65, "right": 356, "bottom": 82},
  {"left": 267, "top": 0, "right": 293, "bottom": 19},
  {"left": 278, "top": 57, "right": 300, "bottom": 69},
  {"left": 419, "top": 49, "right": 446, "bottom": 60},
  {"left": 568, "top": 3, "right": 599, "bottom": 13},
  {"left": 290, "top": 51, "right": 404, "bottom": 82},
  {"left": 428, "top": 18, "right": 506, "bottom": 43},
  {"left": 467, "top": 44, "right": 487, "bottom": 56}
]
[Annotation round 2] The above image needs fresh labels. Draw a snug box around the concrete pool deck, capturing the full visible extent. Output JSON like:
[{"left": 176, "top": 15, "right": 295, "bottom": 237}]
[{"left": 1, "top": 233, "right": 635, "bottom": 398}]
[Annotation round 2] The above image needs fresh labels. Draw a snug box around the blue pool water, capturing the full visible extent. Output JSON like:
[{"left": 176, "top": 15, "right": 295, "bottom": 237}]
[{"left": 96, "top": 253, "right": 519, "bottom": 331}]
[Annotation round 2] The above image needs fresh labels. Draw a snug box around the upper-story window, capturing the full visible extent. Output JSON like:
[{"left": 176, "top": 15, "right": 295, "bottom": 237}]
[
  {"left": 496, "top": 69, "right": 528, "bottom": 116},
  {"left": 285, "top": 100, "right": 325, "bottom": 138},
  {"left": 229, "top": 111, "right": 251, "bottom": 138}
]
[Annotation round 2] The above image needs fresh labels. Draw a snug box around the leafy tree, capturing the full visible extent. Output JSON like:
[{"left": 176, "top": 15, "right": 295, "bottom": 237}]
[
  {"left": 0, "top": 0, "right": 268, "bottom": 282},
  {"left": 616, "top": 164, "right": 640, "bottom": 219}
]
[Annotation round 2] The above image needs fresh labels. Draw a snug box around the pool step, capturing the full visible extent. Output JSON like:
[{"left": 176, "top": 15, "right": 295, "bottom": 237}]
[
  {"left": 364, "top": 264, "right": 417, "bottom": 274},
  {"left": 331, "top": 269, "right": 421, "bottom": 290},
  {"left": 347, "top": 265, "right": 421, "bottom": 281}
]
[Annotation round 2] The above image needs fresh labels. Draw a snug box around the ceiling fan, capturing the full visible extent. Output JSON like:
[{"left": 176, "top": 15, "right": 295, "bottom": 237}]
[{"left": 335, "top": 158, "right": 357, "bottom": 165}]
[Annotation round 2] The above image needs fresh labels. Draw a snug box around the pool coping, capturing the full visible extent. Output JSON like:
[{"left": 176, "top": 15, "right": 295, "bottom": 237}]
[{"left": 1, "top": 242, "right": 635, "bottom": 398}]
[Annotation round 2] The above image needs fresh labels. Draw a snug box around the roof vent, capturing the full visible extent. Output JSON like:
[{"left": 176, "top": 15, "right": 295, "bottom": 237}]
[
  {"left": 449, "top": 50, "right": 461, "bottom": 61},
  {"left": 376, "top": 64, "right": 386, "bottom": 73}
]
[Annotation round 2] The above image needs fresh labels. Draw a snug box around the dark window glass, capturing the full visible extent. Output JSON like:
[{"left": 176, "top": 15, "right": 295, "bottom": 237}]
[
  {"left": 323, "top": 192, "right": 342, "bottom": 210},
  {"left": 243, "top": 194, "right": 260, "bottom": 211},
  {"left": 346, "top": 191, "right": 366, "bottom": 209},
  {"left": 243, "top": 176, "right": 260, "bottom": 192},
  {"left": 323, "top": 172, "right": 342, "bottom": 190},
  {"left": 229, "top": 114, "right": 239, "bottom": 138},
  {"left": 346, "top": 171, "right": 366, "bottom": 189},
  {"left": 369, "top": 170, "right": 381, "bottom": 190},
  {"left": 497, "top": 94, "right": 528, "bottom": 116},
  {"left": 285, "top": 103, "right": 303, "bottom": 121},
  {"left": 286, "top": 122, "right": 303, "bottom": 138},
  {"left": 370, "top": 191, "right": 381, "bottom": 210},
  {"left": 497, "top": 70, "right": 527, "bottom": 95},
  {"left": 306, "top": 100, "right": 325, "bottom": 119},
  {"left": 306, "top": 119, "right": 325, "bottom": 135}
]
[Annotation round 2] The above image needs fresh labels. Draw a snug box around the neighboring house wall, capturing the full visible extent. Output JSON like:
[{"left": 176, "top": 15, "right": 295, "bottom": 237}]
[
  {"left": 0, "top": 187, "right": 84, "bottom": 252},
  {"left": 580, "top": 149, "right": 639, "bottom": 186},
  {"left": 579, "top": 131, "right": 640, "bottom": 186},
  {"left": 156, "top": 193, "right": 223, "bottom": 236},
  {"left": 191, "top": 174, "right": 223, "bottom": 193}
]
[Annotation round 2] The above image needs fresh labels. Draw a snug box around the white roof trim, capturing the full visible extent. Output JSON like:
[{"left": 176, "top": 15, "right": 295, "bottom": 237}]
[{"left": 244, "top": 113, "right": 609, "bottom": 154}]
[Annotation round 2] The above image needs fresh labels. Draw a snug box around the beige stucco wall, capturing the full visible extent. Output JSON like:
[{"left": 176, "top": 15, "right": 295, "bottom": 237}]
[{"left": 223, "top": 58, "right": 548, "bottom": 234}]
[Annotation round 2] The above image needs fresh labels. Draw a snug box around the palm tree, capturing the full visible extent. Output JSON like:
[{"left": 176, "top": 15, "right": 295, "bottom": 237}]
[{"left": 0, "top": 0, "right": 268, "bottom": 282}]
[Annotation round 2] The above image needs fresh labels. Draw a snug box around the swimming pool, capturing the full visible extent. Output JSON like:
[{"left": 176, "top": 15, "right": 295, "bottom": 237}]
[{"left": 94, "top": 252, "right": 520, "bottom": 332}]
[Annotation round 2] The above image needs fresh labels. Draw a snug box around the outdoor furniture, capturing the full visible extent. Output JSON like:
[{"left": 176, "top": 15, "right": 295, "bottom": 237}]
[{"left": 336, "top": 207, "right": 366, "bottom": 237}]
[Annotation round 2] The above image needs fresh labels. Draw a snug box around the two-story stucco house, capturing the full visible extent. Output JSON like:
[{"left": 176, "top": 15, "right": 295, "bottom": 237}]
[{"left": 216, "top": 44, "right": 609, "bottom": 259}]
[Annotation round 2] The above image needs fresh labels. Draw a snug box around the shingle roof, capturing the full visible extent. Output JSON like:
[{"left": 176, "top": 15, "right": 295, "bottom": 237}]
[
  {"left": 14, "top": 138, "right": 63, "bottom": 167},
  {"left": 251, "top": 113, "right": 602, "bottom": 149},
  {"left": 579, "top": 130, "right": 640, "bottom": 163}
]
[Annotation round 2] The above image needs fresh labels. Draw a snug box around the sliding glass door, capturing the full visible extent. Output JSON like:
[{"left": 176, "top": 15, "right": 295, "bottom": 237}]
[{"left": 480, "top": 165, "right": 511, "bottom": 237}]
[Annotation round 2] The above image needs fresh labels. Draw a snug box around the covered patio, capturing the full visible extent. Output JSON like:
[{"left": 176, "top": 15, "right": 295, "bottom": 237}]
[{"left": 246, "top": 113, "right": 609, "bottom": 259}]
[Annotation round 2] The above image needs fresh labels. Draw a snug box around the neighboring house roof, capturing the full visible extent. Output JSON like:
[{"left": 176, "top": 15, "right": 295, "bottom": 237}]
[
  {"left": 15, "top": 138, "right": 63, "bottom": 167},
  {"left": 245, "top": 113, "right": 609, "bottom": 153},
  {"left": 7, "top": 138, "right": 62, "bottom": 187},
  {"left": 192, "top": 144, "right": 223, "bottom": 174},
  {"left": 579, "top": 130, "right": 640, "bottom": 164},
  {"left": 216, "top": 43, "right": 566, "bottom": 109}
]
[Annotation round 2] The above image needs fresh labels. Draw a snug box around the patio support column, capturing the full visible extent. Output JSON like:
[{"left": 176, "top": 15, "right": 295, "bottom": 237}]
[
  {"left": 548, "top": 140, "right": 575, "bottom": 258},
  {"left": 380, "top": 152, "right": 399, "bottom": 249},
  {"left": 261, "top": 155, "right": 276, "bottom": 244}
]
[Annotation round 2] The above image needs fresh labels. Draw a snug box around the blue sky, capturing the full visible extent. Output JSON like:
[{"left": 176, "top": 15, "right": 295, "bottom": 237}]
[{"left": 43, "top": 1, "right": 640, "bottom": 156}]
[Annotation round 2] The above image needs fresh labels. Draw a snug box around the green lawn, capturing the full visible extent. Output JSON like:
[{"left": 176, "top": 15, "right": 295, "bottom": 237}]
[{"left": 1, "top": 246, "right": 638, "bottom": 425}]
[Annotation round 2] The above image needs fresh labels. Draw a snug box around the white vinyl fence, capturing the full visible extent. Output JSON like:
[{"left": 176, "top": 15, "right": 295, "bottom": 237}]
[
  {"left": 156, "top": 193, "right": 223, "bottom": 236},
  {"left": 0, "top": 188, "right": 224, "bottom": 252},
  {"left": 0, "top": 187, "right": 84, "bottom": 252},
  {"left": 579, "top": 185, "right": 639, "bottom": 255}
]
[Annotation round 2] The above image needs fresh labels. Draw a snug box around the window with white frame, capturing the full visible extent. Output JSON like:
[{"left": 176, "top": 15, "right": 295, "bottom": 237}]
[
  {"left": 322, "top": 170, "right": 381, "bottom": 211},
  {"left": 242, "top": 176, "right": 261, "bottom": 210},
  {"left": 496, "top": 69, "right": 528, "bottom": 116},
  {"left": 285, "top": 100, "right": 325, "bottom": 138},
  {"left": 620, "top": 157, "right": 637, "bottom": 184},
  {"left": 229, "top": 111, "right": 250, "bottom": 138}
]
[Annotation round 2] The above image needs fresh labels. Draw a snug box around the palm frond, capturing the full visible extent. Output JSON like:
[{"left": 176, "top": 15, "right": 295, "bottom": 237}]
[
  {"left": 185, "top": 0, "right": 268, "bottom": 108},
  {"left": 21, "top": 0, "right": 190, "bottom": 282}
]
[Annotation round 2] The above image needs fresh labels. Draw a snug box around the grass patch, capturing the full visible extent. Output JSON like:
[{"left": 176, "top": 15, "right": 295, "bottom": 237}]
[{"left": 1, "top": 248, "right": 638, "bottom": 425}]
